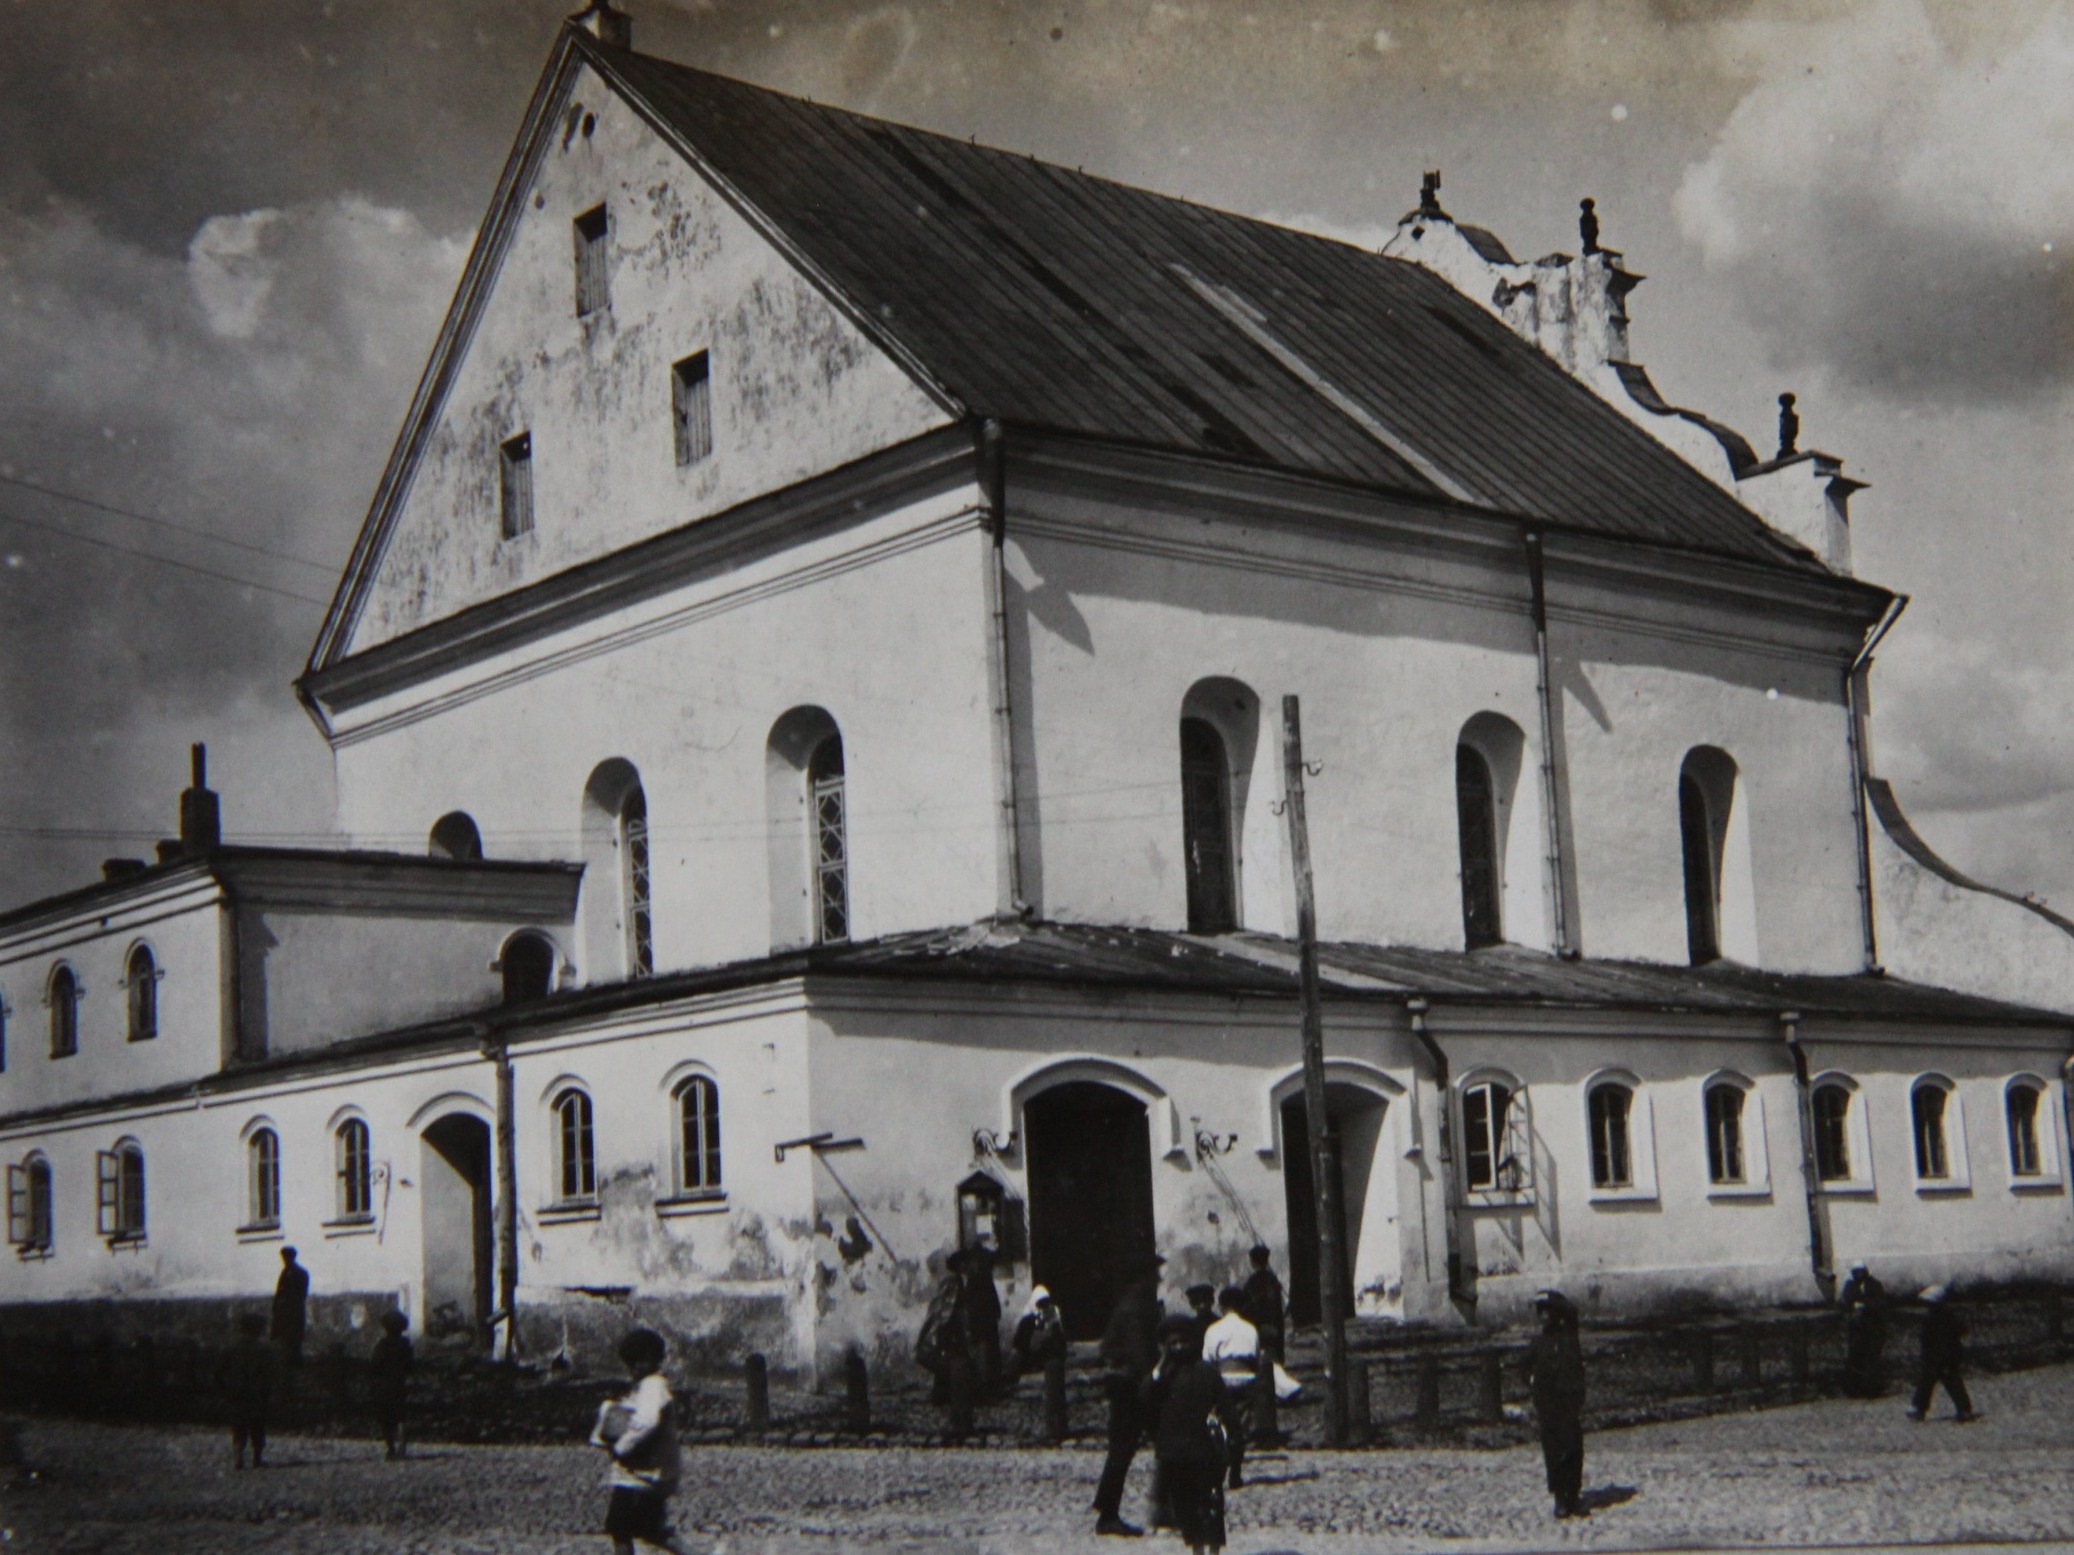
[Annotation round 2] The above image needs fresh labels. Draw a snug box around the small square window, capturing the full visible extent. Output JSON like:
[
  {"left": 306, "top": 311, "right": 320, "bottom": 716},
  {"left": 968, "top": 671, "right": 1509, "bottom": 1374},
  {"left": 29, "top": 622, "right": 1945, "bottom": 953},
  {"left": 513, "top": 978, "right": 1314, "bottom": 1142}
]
[
  {"left": 573, "top": 205, "right": 609, "bottom": 316},
  {"left": 672, "top": 352, "right": 713, "bottom": 467},
  {"left": 500, "top": 432, "right": 534, "bottom": 539}
]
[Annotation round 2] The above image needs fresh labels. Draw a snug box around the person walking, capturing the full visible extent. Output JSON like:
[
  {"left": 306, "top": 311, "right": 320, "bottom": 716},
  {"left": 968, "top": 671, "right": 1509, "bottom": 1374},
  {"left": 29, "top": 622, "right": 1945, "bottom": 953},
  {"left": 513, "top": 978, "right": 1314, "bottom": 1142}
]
[
  {"left": 217, "top": 1313, "right": 276, "bottom": 1470},
  {"left": 589, "top": 1327, "right": 692, "bottom": 1554},
  {"left": 270, "top": 1247, "right": 310, "bottom": 1369},
  {"left": 1839, "top": 1261, "right": 1888, "bottom": 1397},
  {"left": 1525, "top": 1288, "right": 1588, "bottom": 1520},
  {"left": 1144, "top": 1314, "right": 1242, "bottom": 1555},
  {"left": 1908, "top": 1285, "right": 1978, "bottom": 1422},
  {"left": 1200, "top": 1286, "right": 1259, "bottom": 1489},
  {"left": 1092, "top": 1253, "right": 1164, "bottom": 1538},
  {"left": 368, "top": 1309, "right": 414, "bottom": 1460}
]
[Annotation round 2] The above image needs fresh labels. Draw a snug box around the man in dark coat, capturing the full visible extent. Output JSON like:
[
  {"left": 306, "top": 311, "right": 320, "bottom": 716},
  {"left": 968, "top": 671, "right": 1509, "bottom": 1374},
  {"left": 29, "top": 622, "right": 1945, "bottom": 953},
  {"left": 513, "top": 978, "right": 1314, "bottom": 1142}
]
[
  {"left": 217, "top": 1313, "right": 277, "bottom": 1469},
  {"left": 1838, "top": 1261, "right": 1888, "bottom": 1397},
  {"left": 1525, "top": 1288, "right": 1587, "bottom": 1519},
  {"left": 963, "top": 1241, "right": 1005, "bottom": 1398},
  {"left": 1092, "top": 1253, "right": 1165, "bottom": 1538},
  {"left": 1239, "top": 1247, "right": 1285, "bottom": 1362},
  {"left": 1908, "top": 1285, "right": 1977, "bottom": 1422},
  {"left": 1143, "top": 1314, "right": 1243, "bottom": 1555},
  {"left": 917, "top": 1250, "right": 977, "bottom": 1439},
  {"left": 270, "top": 1247, "right": 310, "bottom": 1368}
]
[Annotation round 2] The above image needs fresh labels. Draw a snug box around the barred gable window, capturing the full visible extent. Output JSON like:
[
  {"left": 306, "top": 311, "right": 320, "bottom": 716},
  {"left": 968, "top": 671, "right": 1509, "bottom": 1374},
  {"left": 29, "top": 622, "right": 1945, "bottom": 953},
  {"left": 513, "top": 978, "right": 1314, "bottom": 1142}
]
[
  {"left": 500, "top": 432, "right": 534, "bottom": 539},
  {"left": 573, "top": 204, "right": 610, "bottom": 316},
  {"left": 672, "top": 352, "right": 713, "bottom": 467}
]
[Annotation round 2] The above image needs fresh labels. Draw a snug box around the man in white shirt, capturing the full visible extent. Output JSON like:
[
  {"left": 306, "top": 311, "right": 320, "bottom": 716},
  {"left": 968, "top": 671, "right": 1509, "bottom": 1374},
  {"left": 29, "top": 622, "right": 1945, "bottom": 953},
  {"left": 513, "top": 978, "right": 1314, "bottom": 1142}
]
[{"left": 1200, "top": 1286, "right": 1259, "bottom": 1489}]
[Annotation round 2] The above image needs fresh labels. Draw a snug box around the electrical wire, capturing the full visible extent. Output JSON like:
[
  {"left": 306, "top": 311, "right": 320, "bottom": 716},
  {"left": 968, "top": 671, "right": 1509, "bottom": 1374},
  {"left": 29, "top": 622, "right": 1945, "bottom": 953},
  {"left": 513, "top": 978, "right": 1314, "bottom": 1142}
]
[
  {"left": 0, "top": 504, "right": 332, "bottom": 608},
  {"left": 0, "top": 472, "right": 338, "bottom": 574}
]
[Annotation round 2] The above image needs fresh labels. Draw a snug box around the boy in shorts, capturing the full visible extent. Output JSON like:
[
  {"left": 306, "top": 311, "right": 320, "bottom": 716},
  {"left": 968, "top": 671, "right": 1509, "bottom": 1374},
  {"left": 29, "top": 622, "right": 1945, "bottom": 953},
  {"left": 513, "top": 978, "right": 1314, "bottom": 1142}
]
[{"left": 589, "top": 1328, "right": 689, "bottom": 1553}]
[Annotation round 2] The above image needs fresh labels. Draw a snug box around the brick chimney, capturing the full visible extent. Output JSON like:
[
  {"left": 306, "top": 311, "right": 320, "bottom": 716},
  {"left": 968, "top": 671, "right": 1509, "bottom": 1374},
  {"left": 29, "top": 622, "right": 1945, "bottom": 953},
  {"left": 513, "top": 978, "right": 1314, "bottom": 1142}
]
[
  {"left": 568, "top": 0, "right": 631, "bottom": 47},
  {"left": 179, "top": 743, "right": 221, "bottom": 854}
]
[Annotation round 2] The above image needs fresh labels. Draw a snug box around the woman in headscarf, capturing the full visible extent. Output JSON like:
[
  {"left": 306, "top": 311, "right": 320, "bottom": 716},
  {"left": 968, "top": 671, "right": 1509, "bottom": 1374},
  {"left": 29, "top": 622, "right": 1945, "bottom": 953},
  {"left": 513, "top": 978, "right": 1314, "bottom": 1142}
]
[
  {"left": 1009, "top": 1285, "right": 1065, "bottom": 1380},
  {"left": 1525, "top": 1288, "right": 1588, "bottom": 1519}
]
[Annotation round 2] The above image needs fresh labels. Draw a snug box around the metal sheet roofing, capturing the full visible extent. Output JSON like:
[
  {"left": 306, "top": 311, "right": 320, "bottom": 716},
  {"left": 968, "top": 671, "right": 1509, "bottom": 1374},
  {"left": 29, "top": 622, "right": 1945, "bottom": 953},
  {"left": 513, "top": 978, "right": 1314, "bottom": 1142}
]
[{"left": 589, "top": 39, "right": 1822, "bottom": 574}]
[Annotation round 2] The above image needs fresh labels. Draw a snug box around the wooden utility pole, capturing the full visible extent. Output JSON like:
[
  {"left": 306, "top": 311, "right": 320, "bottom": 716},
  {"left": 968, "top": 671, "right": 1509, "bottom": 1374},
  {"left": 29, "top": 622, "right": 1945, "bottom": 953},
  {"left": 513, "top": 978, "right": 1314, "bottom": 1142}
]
[{"left": 1281, "top": 694, "right": 1349, "bottom": 1446}]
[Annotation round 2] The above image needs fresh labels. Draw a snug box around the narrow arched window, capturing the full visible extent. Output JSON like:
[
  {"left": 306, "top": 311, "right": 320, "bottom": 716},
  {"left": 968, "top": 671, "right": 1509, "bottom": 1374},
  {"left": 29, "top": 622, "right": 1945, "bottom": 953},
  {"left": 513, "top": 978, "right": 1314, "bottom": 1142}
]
[
  {"left": 1180, "top": 717, "right": 1237, "bottom": 932},
  {"left": 2007, "top": 1081, "right": 2045, "bottom": 1178},
  {"left": 808, "top": 736, "right": 849, "bottom": 944},
  {"left": 620, "top": 787, "right": 654, "bottom": 976},
  {"left": 1911, "top": 1081, "right": 1950, "bottom": 1181},
  {"left": 1705, "top": 1082, "right": 1746, "bottom": 1185},
  {"left": 1813, "top": 1083, "right": 1852, "bottom": 1181},
  {"left": 1588, "top": 1082, "right": 1634, "bottom": 1189},
  {"left": 1678, "top": 771, "right": 1720, "bottom": 964},
  {"left": 98, "top": 1141, "right": 145, "bottom": 1240},
  {"left": 555, "top": 1089, "right": 597, "bottom": 1201},
  {"left": 675, "top": 1075, "right": 722, "bottom": 1194},
  {"left": 336, "top": 1119, "right": 372, "bottom": 1219},
  {"left": 1461, "top": 1078, "right": 1529, "bottom": 1192},
  {"left": 429, "top": 811, "right": 484, "bottom": 861},
  {"left": 1456, "top": 743, "right": 1501, "bottom": 948},
  {"left": 248, "top": 1128, "right": 281, "bottom": 1229},
  {"left": 48, "top": 965, "right": 78, "bottom": 1059},
  {"left": 126, "top": 946, "right": 158, "bottom": 1042},
  {"left": 502, "top": 933, "right": 556, "bottom": 1004},
  {"left": 9, "top": 1154, "right": 53, "bottom": 1252}
]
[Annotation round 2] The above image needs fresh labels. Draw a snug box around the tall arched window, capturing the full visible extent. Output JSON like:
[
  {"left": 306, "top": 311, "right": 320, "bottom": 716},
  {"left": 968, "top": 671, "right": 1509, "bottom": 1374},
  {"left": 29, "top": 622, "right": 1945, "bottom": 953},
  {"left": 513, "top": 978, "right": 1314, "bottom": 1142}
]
[
  {"left": 1678, "top": 746, "right": 1752, "bottom": 966},
  {"left": 501, "top": 933, "right": 556, "bottom": 1004},
  {"left": 674, "top": 1075, "right": 722, "bottom": 1195},
  {"left": 582, "top": 761, "right": 654, "bottom": 980},
  {"left": 125, "top": 945, "right": 158, "bottom": 1042},
  {"left": 554, "top": 1089, "right": 597, "bottom": 1201},
  {"left": 429, "top": 811, "right": 484, "bottom": 861},
  {"left": 1705, "top": 1080, "right": 1747, "bottom": 1185},
  {"left": 2006, "top": 1079, "right": 2046, "bottom": 1178},
  {"left": 1587, "top": 1080, "right": 1635, "bottom": 1189},
  {"left": 48, "top": 965, "right": 78, "bottom": 1059},
  {"left": 247, "top": 1128, "right": 281, "bottom": 1229},
  {"left": 97, "top": 1140, "right": 145, "bottom": 1240},
  {"left": 336, "top": 1119, "right": 372, "bottom": 1219},
  {"left": 808, "top": 736, "right": 849, "bottom": 944},
  {"left": 1812, "top": 1081, "right": 1853, "bottom": 1182},
  {"left": 8, "top": 1154, "right": 53, "bottom": 1252},
  {"left": 1456, "top": 744, "right": 1500, "bottom": 948},
  {"left": 1180, "top": 718, "right": 1236, "bottom": 932},
  {"left": 1460, "top": 1075, "right": 1531, "bottom": 1193},
  {"left": 1911, "top": 1077, "right": 1956, "bottom": 1183}
]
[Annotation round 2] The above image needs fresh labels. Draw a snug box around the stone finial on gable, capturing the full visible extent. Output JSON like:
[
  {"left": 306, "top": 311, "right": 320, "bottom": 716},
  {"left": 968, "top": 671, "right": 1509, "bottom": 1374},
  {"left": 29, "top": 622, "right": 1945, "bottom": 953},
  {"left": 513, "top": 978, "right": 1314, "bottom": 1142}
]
[
  {"left": 1737, "top": 393, "right": 1863, "bottom": 575},
  {"left": 1776, "top": 392, "right": 1800, "bottom": 459}
]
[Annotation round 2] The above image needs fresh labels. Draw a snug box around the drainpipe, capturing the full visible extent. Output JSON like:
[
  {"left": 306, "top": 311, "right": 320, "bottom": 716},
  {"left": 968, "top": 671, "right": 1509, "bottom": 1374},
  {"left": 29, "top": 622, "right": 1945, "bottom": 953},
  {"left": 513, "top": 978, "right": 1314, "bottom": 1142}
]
[
  {"left": 2061, "top": 1054, "right": 2074, "bottom": 1235},
  {"left": 1407, "top": 997, "right": 1466, "bottom": 1306},
  {"left": 1524, "top": 532, "right": 1575, "bottom": 958},
  {"left": 482, "top": 1028, "right": 521, "bottom": 1361},
  {"left": 1843, "top": 595, "right": 1908, "bottom": 973},
  {"left": 1780, "top": 1012, "right": 1834, "bottom": 1300},
  {"left": 978, "top": 418, "right": 1028, "bottom": 918}
]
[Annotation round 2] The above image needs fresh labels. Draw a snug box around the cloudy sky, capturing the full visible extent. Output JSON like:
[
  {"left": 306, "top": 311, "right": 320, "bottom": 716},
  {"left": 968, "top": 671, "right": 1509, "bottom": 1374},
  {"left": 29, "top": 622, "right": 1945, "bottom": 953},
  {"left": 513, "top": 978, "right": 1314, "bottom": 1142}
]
[{"left": 0, "top": 0, "right": 2068, "bottom": 914}]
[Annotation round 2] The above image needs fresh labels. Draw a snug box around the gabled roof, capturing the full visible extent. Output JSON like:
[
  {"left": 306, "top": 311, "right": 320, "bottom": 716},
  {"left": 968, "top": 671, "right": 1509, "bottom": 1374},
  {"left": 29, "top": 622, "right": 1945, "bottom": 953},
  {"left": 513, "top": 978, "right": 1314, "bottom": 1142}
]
[
  {"left": 310, "top": 25, "right": 1843, "bottom": 676},
  {"left": 584, "top": 37, "right": 1822, "bottom": 570}
]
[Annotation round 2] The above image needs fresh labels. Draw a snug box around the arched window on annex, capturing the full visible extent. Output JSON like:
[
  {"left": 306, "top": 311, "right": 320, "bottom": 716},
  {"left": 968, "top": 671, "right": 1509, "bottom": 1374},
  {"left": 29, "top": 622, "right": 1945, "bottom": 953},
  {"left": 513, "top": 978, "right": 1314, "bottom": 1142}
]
[
  {"left": 96, "top": 1137, "right": 146, "bottom": 1243},
  {"left": 766, "top": 707, "right": 849, "bottom": 949},
  {"left": 550, "top": 1086, "right": 597, "bottom": 1205},
  {"left": 1457, "top": 1069, "right": 1533, "bottom": 1201},
  {"left": 581, "top": 759, "right": 655, "bottom": 980},
  {"left": 242, "top": 1121, "right": 282, "bottom": 1232},
  {"left": 1909, "top": 1074, "right": 1970, "bottom": 1192},
  {"left": 429, "top": 811, "right": 484, "bottom": 861},
  {"left": 1677, "top": 747, "right": 1758, "bottom": 966},
  {"left": 1455, "top": 713, "right": 1541, "bottom": 950},
  {"left": 1811, "top": 1074, "right": 1873, "bottom": 1192},
  {"left": 333, "top": 1116, "right": 374, "bottom": 1222},
  {"left": 1700, "top": 1071, "right": 1771, "bottom": 1196},
  {"left": 2002, "top": 1075, "right": 2063, "bottom": 1188},
  {"left": 1177, "top": 678, "right": 1261, "bottom": 934},
  {"left": 499, "top": 931, "right": 558, "bottom": 1005},
  {"left": 124, "top": 943, "right": 159, "bottom": 1043},
  {"left": 47, "top": 964, "right": 79, "bottom": 1059},
  {"left": 7, "top": 1151, "right": 54, "bottom": 1254},
  {"left": 1582, "top": 1069, "right": 1657, "bottom": 1201},
  {"left": 665, "top": 1069, "right": 723, "bottom": 1206}
]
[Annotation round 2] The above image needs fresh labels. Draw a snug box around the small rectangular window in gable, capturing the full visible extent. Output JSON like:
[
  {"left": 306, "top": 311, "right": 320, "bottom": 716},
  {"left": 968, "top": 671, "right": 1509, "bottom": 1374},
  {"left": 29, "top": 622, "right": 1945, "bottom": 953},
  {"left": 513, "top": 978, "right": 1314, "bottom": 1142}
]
[
  {"left": 672, "top": 352, "right": 713, "bottom": 467},
  {"left": 573, "top": 204, "right": 610, "bottom": 316},
  {"left": 500, "top": 432, "right": 534, "bottom": 539}
]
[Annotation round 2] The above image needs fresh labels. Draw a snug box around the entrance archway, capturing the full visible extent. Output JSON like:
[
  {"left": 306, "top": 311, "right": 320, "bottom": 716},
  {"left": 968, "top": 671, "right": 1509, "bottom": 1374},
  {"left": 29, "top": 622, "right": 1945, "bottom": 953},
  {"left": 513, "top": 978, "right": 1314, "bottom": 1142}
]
[
  {"left": 1280, "top": 1083, "right": 1396, "bottom": 1324},
  {"left": 420, "top": 1114, "right": 493, "bottom": 1343},
  {"left": 1025, "top": 1081, "right": 1156, "bottom": 1340}
]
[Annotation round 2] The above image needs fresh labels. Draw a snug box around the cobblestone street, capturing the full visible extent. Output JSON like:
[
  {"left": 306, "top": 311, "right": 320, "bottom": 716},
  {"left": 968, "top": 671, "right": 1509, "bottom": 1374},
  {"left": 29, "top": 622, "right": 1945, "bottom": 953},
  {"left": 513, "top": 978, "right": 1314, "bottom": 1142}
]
[{"left": 4, "top": 1362, "right": 2072, "bottom": 1554}]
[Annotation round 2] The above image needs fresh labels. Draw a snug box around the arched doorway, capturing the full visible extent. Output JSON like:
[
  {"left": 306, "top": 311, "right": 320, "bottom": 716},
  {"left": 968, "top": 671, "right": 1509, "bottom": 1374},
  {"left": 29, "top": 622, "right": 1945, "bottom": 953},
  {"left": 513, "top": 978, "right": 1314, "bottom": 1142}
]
[
  {"left": 1025, "top": 1082, "right": 1156, "bottom": 1340},
  {"left": 420, "top": 1114, "right": 493, "bottom": 1344},
  {"left": 1280, "top": 1083, "right": 1395, "bottom": 1325}
]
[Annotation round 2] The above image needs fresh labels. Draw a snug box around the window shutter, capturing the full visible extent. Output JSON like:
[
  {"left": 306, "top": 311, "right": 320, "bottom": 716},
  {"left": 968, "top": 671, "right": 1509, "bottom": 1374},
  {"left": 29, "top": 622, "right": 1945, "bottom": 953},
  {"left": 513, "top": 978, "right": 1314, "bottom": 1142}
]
[
  {"left": 96, "top": 1150, "right": 117, "bottom": 1236},
  {"left": 6, "top": 1163, "right": 25, "bottom": 1245}
]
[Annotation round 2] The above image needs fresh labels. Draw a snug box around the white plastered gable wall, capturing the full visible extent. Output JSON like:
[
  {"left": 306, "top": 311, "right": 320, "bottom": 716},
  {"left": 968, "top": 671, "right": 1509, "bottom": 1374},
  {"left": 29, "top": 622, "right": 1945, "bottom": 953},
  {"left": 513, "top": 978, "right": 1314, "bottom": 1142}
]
[{"left": 344, "top": 61, "right": 952, "bottom": 654}]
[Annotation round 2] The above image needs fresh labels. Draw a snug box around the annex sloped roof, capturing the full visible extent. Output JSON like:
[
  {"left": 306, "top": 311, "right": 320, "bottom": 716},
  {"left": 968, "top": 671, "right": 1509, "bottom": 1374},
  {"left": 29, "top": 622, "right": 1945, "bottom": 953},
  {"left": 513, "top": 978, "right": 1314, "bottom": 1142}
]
[{"left": 587, "top": 37, "right": 1819, "bottom": 573}]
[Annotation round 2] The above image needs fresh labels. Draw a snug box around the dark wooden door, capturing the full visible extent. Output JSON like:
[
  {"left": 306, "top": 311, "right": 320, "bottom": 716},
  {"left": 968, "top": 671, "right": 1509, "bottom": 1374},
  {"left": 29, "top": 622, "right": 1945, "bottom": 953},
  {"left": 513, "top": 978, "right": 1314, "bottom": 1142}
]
[{"left": 1025, "top": 1083, "right": 1156, "bottom": 1341}]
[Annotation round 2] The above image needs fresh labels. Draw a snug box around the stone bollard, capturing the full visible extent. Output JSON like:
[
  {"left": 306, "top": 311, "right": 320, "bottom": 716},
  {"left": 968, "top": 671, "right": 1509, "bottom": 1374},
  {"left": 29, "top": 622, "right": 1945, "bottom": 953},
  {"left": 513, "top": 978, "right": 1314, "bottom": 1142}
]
[
  {"left": 1348, "top": 1359, "right": 1372, "bottom": 1444},
  {"left": 1790, "top": 1325, "right": 1811, "bottom": 1388},
  {"left": 1042, "top": 1351, "right": 1069, "bottom": 1443},
  {"left": 745, "top": 1352, "right": 770, "bottom": 1436},
  {"left": 1478, "top": 1350, "right": 1503, "bottom": 1423},
  {"left": 1739, "top": 1325, "right": 1762, "bottom": 1389},
  {"left": 1692, "top": 1331, "right": 1714, "bottom": 1393},
  {"left": 1252, "top": 1360, "right": 1280, "bottom": 1447},
  {"left": 843, "top": 1347, "right": 871, "bottom": 1435},
  {"left": 1414, "top": 1354, "right": 1440, "bottom": 1429}
]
